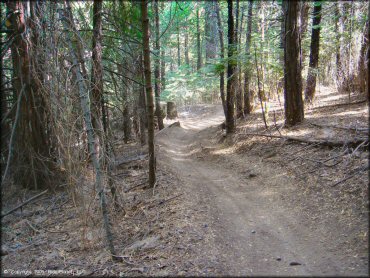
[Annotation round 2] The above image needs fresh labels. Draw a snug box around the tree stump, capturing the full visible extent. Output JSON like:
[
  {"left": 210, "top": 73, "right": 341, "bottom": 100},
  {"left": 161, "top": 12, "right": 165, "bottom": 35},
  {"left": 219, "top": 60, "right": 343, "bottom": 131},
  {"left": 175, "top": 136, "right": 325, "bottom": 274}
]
[{"left": 166, "top": 101, "right": 178, "bottom": 119}]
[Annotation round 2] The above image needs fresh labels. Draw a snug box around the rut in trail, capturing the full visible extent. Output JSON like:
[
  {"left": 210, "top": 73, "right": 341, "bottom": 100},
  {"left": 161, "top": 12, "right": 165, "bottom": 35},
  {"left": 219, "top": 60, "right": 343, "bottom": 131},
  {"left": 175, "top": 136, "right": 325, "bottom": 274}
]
[{"left": 156, "top": 104, "right": 367, "bottom": 276}]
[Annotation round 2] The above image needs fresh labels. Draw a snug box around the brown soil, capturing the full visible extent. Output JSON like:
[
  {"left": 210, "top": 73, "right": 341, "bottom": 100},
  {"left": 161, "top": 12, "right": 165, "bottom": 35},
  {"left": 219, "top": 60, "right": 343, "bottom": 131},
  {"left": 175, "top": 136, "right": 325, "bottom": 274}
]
[{"left": 1, "top": 86, "right": 368, "bottom": 276}]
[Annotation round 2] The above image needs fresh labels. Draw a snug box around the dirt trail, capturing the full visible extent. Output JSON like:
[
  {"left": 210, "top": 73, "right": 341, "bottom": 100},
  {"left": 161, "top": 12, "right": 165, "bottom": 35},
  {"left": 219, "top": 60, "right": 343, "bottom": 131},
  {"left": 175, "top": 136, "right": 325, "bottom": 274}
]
[{"left": 156, "top": 105, "right": 366, "bottom": 276}]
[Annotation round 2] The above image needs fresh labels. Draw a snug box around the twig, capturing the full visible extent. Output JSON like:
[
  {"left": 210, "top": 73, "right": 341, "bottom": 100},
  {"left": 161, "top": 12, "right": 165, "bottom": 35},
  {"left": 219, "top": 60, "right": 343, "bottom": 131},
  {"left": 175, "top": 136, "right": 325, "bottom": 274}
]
[
  {"left": 1, "top": 84, "right": 25, "bottom": 185},
  {"left": 1, "top": 190, "right": 49, "bottom": 218},
  {"left": 331, "top": 166, "right": 368, "bottom": 187},
  {"left": 148, "top": 193, "right": 184, "bottom": 209},
  {"left": 124, "top": 181, "right": 147, "bottom": 193}
]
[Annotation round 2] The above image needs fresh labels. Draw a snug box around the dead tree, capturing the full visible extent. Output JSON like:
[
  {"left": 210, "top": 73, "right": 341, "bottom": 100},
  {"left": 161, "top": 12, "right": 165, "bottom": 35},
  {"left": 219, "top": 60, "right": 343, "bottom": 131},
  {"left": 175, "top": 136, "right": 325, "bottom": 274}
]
[
  {"left": 60, "top": 2, "right": 118, "bottom": 260},
  {"left": 141, "top": 0, "right": 156, "bottom": 187},
  {"left": 283, "top": 0, "right": 304, "bottom": 126}
]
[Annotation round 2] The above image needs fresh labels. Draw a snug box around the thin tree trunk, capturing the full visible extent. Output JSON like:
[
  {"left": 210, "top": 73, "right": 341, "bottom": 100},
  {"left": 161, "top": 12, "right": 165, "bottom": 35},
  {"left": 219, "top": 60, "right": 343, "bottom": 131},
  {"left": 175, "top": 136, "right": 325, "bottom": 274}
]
[
  {"left": 216, "top": 1, "right": 226, "bottom": 117},
  {"left": 244, "top": 0, "right": 253, "bottom": 115},
  {"left": 196, "top": 8, "right": 202, "bottom": 70},
  {"left": 357, "top": 4, "right": 369, "bottom": 95},
  {"left": 283, "top": 0, "right": 304, "bottom": 126},
  {"left": 205, "top": 1, "right": 218, "bottom": 62},
  {"left": 141, "top": 0, "right": 156, "bottom": 188},
  {"left": 60, "top": 3, "right": 117, "bottom": 260},
  {"left": 299, "top": 1, "right": 310, "bottom": 67},
  {"left": 91, "top": 0, "right": 103, "bottom": 133},
  {"left": 235, "top": 0, "right": 243, "bottom": 118},
  {"left": 226, "top": 0, "right": 236, "bottom": 134},
  {"left": 154, "top": 0, "right": 164, "bottom": 130},
  {"left": 334, "top": 2, "right": 342, "bottom": 83},
  {"left": 139, "top": 55, "right": 147, "bottom": 145},
  {"left": 304, "top": 1, "right": 322, "bottom": 103},
  {"left": 177, "top": 19, "right": 181, "bottom": 68},
  {"left": 185, "top": 19, "right": 190, "bottom": 67},
  {"left": 161, "top": 48, "right": 166, "bottom": 90}
]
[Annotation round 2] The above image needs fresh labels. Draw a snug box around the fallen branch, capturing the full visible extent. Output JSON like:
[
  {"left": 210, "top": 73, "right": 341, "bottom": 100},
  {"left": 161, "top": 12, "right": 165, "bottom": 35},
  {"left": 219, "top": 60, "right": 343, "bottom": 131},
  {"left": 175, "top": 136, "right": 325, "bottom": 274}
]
[
  {"left": 331, "top": 166, "right": 368, "bottom": 187},
  {"left": 112, "top": 154, "right": 148, "bottom": 168},
  {"left": 147, "top": 193, "right": 184, "bottom": 209},
  {"left": 239, "top": 133, "right": 368, "bottom": 148},
  {"left": 310, "top": 99, "right": 367, "bottom": 111},
  {"left": 124, "top": 181, "right": 147, "bottom": 193},
  {"left": 1, "top": 190, "right": 48, "bottom": 218},
  {"left": 308, "top": 122, "right": 368, "bottom": 132},
  {"left": 155, "top": 121, "right": 180, "bottom": 137}
]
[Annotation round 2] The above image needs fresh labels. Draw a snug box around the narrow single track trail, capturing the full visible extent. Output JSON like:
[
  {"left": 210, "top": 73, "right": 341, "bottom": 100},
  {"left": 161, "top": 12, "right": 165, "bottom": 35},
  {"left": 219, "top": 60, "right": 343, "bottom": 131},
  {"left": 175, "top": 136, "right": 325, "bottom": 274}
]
[{"left": 156, "top": 105, "right": 367, "bottom": 276}]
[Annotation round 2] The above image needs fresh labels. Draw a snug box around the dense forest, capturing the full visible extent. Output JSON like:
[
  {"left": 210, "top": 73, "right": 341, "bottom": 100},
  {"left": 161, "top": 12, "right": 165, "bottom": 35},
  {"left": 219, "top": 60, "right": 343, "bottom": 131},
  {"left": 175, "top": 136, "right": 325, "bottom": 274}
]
[{"left": 1, "top": 0, "right": 369, "bottom": 276}]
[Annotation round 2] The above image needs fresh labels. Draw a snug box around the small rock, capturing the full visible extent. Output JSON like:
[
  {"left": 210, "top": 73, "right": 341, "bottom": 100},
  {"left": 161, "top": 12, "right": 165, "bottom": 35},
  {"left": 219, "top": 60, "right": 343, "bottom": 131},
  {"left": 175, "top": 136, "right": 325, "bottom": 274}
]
[
  {"left": 249, "top": 173, "right": 257, "bottom": 178},
  {"left": 204, "top": 224, "right": 208, "bottom": 228},
  {"left": 251, "top": 230, "right": 256, "bottom": 234},
  {"left": 289, "top": 262, "right": 301, "bottom": 266},
  {"left": 276, "top": 257, "right": 282, "bottom": 261}
]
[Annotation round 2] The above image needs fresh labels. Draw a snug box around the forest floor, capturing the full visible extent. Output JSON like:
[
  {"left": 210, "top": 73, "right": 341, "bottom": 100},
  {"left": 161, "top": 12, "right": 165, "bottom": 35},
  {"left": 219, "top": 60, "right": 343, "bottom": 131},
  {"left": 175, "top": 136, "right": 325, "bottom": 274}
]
[{"left": 1, "top": 86, "right": 368, "bottom": 276}]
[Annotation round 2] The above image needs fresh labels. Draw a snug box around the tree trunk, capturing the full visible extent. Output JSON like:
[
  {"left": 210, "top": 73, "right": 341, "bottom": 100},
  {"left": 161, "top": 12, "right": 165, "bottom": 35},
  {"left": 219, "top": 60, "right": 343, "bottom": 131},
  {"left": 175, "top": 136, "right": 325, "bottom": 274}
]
[
  {"left": 244, "top": 0, "right": 253, "bottom": 115},
  {"left": 184, "top": 19, "right": 190, "bottom": 67},
  {"left": 91, "top": 0, "right": 103, "bottom": 133},
  {"left": 216, "top": 1, "right": 226, "bottom": 117},
  {"left": 283, "top": 0, "right": 304, "bottom": 126},
  {"left": 60, "top": 2, "right": 117, "bottom": 260},
  {"left": 196, "top": 8, "right": 202, "bottom": 70},
  {"left": 205, "top": 1, "right": 218, "bottom": 62},
  {"left": 139, "top": 56, "right": 147, "bottom": 145},
  {"left": 161, "top": 48, "right": 166, "bottom": 90},
  {"left": 5, "top": 1, "right": 52, "bottom": 189},
  {"left": 235, "top": 0, "right": 243, "bottom": 118},
  {"left": 299, "top": 1, "right": 310, "bottom": 67},
  {"left": 226, "top": 0, "right": 236, "bottom": 134},
  {"left": 154, "top": 0, "right": 164, "bottom": 130},
  {"left": 141, "top": 0, "right": 156, "bottom": 188},
  {"left": 304, "top": 1, "right": 322, "bottom": 103},
  {"left": 357, "top": 4, "right": 369, "bottom": 95},
  {"left": 177, "top": 19, "right": 181, "bottom": 68},
  {"left": 334, "top": 2, "right": 342, "bottom": 82}
]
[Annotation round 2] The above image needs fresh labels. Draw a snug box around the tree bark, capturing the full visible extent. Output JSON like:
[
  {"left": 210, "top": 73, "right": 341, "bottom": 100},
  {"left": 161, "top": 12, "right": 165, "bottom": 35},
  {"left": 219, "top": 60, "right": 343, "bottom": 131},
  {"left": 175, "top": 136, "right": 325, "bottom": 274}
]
[
  {"left": 283, "top": 0, "right": 304, "bottom": 126},
  {"left": 91, "top": 0, "right": 104, "bottom": 133},
  {"left": 304, "top": 1, "right": 322, "bottom": 103},
  {"left": 141, "top": 0, "right": 156, "bottom": 188},
  {"left": 216, "top": 1, "right": 226, "bottom": 117},
  {"left": 154, "top": 0, "right": 164, "bottom": 130},
  {"left": 226, "top": 0, "right": 236, "bottom": 134},
  {"left": 244, "top": 0, "right": 253, "bottom": 115},
  {"left": 6, "top": 1, "right": 52, "bottom": 189}
]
